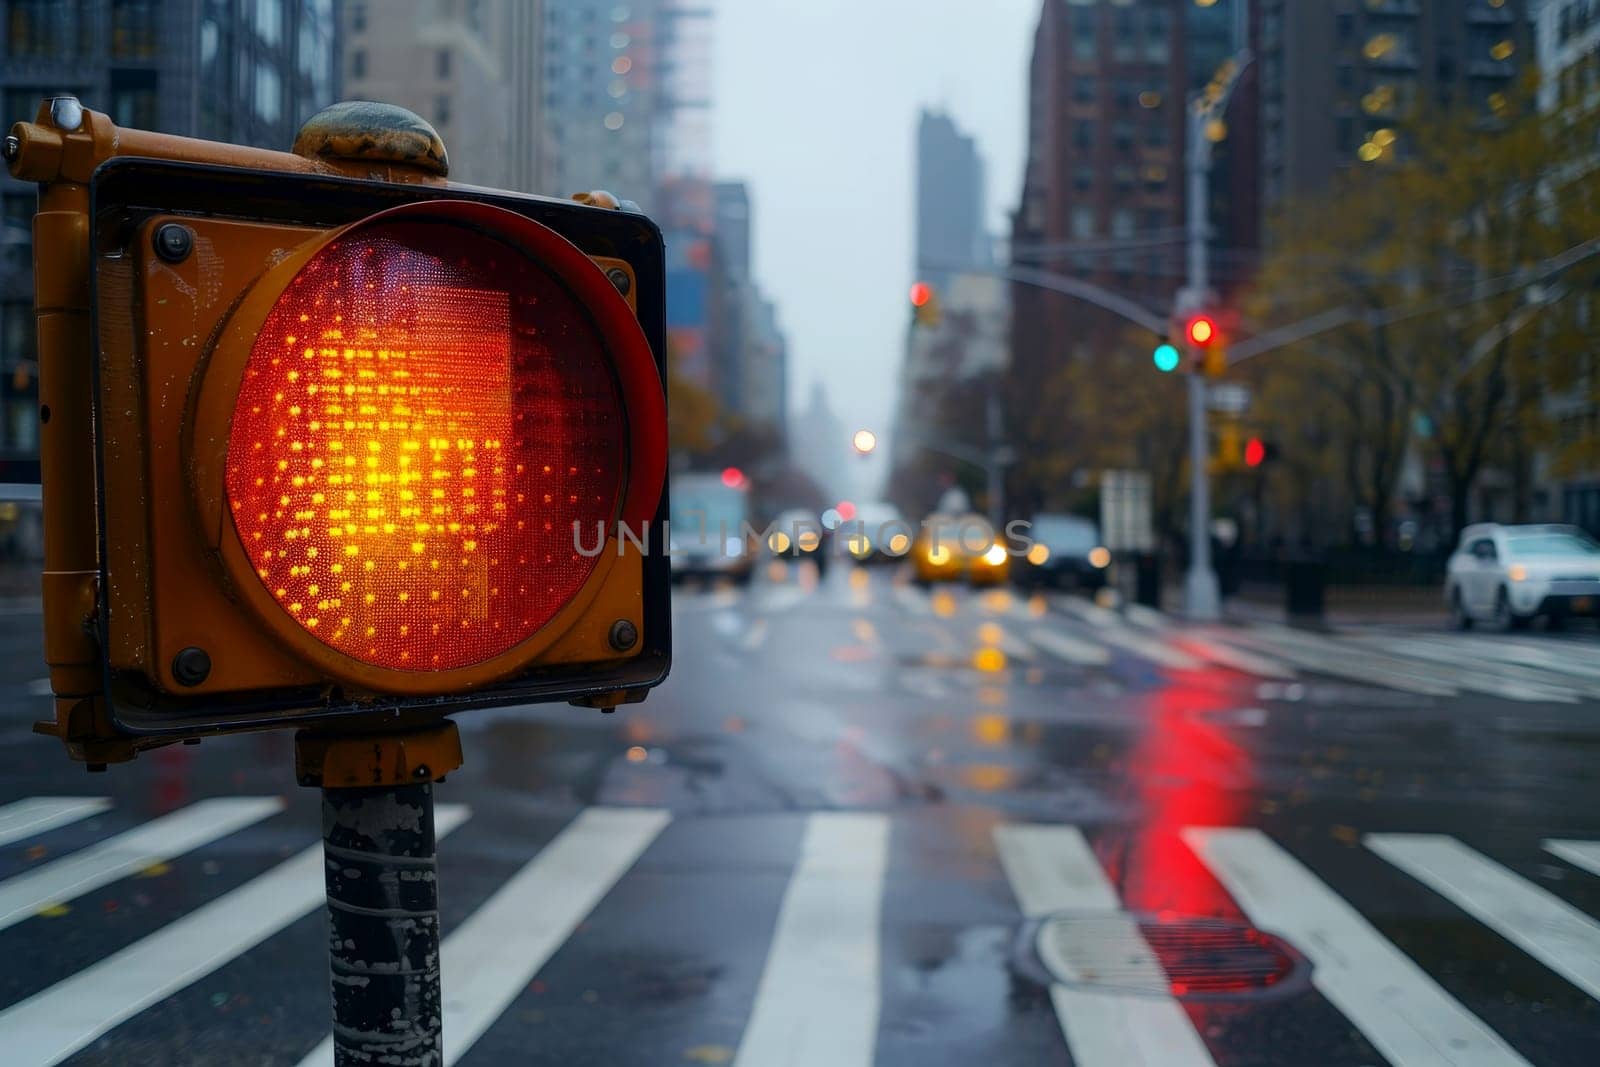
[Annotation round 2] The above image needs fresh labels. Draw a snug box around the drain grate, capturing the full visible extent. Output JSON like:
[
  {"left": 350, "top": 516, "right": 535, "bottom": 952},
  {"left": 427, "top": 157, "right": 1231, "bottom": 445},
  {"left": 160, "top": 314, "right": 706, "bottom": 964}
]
[{"left": 1035, "top": 912, "right": 1306, "bottom": 1001}]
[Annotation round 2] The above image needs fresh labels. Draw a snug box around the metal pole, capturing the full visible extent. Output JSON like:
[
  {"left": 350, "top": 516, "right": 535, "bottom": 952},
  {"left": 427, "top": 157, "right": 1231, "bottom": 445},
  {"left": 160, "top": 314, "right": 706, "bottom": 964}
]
[
  {"left": 1183, "top": 101, "right": 1221, "bottom": 621},
  {"left": 321, "top": 781, "right": 444, "bottom": 1066},
  {"left": 985, "top": 385, "right": 1004, "bottom": 533}
]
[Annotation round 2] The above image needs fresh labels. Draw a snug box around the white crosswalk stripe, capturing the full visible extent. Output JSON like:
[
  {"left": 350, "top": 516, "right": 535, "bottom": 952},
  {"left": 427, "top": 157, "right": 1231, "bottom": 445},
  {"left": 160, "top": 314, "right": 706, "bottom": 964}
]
[
  {"left": 993, "top": 824, "right": 1217, "bottom": 1067},
  {"left": 0, "top": 797, "right": 111, "bottom": 848},
  {"left": 735, "top": 812, "right": 887, "bottom": 1067},
  {"left": 1368, "top": 833, "right": 1600, "bottom": 1001},
  {"left": 1026, "top": 626, "right": 1113, "bottom": 667},
  {"left": 296, "top": 806, "right": 667, "bottom": 1067},
  {"left": 11, "top": 794, "right": 1600, "bottom": 1067},
  {"left": 1184, "top": 827, "right": 1532, "bottom": 1067},
  {"left": 0, "top": 805, "right": 471, "bottom": 1067},
  {"left": 0, "top": 797, "right": 283, "bottom": 934}
]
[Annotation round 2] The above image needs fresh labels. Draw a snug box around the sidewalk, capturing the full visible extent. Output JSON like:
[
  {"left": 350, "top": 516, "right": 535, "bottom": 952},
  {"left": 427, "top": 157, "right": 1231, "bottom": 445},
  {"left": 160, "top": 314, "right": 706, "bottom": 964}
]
[{"left": 1153, "top": 582, "right": 1447, "bottom": 630}]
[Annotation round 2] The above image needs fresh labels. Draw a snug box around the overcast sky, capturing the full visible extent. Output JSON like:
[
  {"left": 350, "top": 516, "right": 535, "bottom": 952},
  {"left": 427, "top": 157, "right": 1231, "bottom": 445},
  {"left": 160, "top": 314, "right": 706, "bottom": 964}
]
[{"left": 712, "top": 0, "right": 1040, "bottom": 475}]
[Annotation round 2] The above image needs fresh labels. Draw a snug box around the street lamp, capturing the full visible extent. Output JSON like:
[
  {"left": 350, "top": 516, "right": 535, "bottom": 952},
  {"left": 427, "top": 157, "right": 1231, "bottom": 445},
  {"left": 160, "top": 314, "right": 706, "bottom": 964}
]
[{"left": 852, "top": 429, "right": 878, "bottom": 455}]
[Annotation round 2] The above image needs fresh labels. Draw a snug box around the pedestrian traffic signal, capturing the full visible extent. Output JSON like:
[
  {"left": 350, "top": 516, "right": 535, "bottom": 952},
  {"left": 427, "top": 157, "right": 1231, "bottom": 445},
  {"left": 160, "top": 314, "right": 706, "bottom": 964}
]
[
  {"left": 7, "top": 99, "right": 671, "bottom": 764},
  {"left": 909, "top": 281, "right": 942, "bottom": 328},
  {"left": 1153, "top": 343, "right": 1182, "bottom": 373}
]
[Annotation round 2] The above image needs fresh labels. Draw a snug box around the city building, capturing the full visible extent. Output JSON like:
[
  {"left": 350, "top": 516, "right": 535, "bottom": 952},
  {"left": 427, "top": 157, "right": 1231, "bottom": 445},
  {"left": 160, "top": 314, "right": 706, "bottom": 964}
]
[
  {"left": 892, "top": 108, "right": 1008, "bottom": 517},
  {"left": 789, "top": 382, "right": 849, "bottom": 504},
  {"left": 915, "top": 109, "right": 989, "bottom": 293},
  {"left": 1257, "top": 0, "right": 1535, "bottom": 214},
  {"left": 1537, "top": 0, "right": 1600, "bottom": 113},
  {"left": 1, "top": 0, "right": 340, "bottom": 468},
  {"left": 341, "top": 0, "right": 536, "bottom": 190}
]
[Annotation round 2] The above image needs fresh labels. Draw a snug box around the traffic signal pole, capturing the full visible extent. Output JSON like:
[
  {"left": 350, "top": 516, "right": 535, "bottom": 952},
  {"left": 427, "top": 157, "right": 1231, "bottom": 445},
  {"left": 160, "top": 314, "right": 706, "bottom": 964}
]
[
  {"left": 296, "top": 723, "right": 464, "bottom": 1067},
  {"left": 1181, "top": 99, "right": 1221, "bottom": 622}
]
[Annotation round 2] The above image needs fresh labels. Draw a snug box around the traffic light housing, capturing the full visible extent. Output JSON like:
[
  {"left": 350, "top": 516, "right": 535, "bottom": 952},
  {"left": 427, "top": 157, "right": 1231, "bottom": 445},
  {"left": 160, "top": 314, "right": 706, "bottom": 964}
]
[
  {"left": 1245, "top": 438, "right": 1278, "bottom": 468},
  {"left": 909, "top": 281, "right": 942, "bottom": 328},
  {"left": 9, "top": 100, "right": 671, "bottom": 763}
]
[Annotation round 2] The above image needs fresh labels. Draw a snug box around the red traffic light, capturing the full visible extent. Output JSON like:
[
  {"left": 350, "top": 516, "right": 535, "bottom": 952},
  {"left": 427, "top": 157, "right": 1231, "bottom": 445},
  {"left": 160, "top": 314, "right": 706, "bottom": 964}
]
[
  {"left": 1245, "top": 438, "right": 1267, "bottom": 468},
  {"left": 910, "top": 282, "right": 933, "bottom": 308},
  {"left": 1186, "top": 314, "right": 1218, "bottom": 347},
  {"left": 721, "top": 466, "right": 746, "bottom": 489}
]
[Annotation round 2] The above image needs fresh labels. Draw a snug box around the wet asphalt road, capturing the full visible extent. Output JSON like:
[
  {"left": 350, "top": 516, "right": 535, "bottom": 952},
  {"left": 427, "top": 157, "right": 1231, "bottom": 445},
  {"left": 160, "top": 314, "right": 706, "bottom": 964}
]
[{"left": 1, "top": 562, "right": 1599, "bottom": 1065}]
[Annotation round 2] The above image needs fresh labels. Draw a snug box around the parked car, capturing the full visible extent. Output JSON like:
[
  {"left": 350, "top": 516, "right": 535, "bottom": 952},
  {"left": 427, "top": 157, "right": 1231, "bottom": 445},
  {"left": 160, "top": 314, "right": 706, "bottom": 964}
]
[
  {"left": 1445, "top": 523, "right": 1600, "bottom": 629},
  {"left": 1013, "top": 513, "right": 1112, "bottom": 591},
  {"left": 669, "top": 473, "right": 754, "bottom": 585}
]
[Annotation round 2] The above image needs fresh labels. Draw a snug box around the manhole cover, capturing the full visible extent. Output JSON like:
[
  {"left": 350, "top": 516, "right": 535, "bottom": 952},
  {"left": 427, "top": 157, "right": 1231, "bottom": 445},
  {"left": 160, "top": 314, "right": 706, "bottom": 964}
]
[{"left": 1034, "top": 913, "right": 1307, "bottom": 1001}]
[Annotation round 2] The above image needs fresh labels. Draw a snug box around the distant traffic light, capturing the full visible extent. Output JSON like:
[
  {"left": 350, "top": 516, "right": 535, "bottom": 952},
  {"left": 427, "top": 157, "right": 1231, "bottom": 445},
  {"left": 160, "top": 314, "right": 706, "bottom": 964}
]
[
  {"left": 9, "top": 99, "right": 671, "bottom": 764},
  {"left": 1245, "top": 438, "right": 1278, "bottom": 468},
  {"left": 852, "top": 429, "right": 878, "bottom": 455},
  {"left": 909, "top": 281, "right": 942, "bottom": 328},
  {"left": 1153, "top": 343, "right": 1181, "bottom": 373},
  {"left": 721, "top": 466, "right": 747, "bottom": 489},
  {"left": 1186, "top": 314, "right": 1218, "bottom": 347}
]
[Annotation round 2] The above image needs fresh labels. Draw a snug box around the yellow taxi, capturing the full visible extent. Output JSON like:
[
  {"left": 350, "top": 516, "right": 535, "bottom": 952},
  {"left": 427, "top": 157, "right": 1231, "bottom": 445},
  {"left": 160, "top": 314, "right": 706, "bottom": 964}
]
[{"left": 911, "top": 516, "right": 1011, "bottom": 586}]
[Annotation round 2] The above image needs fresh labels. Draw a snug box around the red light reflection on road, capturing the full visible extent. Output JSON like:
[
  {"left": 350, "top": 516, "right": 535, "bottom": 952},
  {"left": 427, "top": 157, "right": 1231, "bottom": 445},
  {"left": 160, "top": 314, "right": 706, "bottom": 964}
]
[{"left": 1099, "top": 671, "right": 1258, "bottom": 922}]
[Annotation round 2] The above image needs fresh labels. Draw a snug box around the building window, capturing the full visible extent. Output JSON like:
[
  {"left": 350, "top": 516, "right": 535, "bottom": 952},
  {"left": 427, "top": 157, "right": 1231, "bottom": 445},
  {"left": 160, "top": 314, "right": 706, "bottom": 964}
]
[
  {"left": 437, "top": 49, "right": 451, "bottom": 79},
  {"left": 1073, "top": 165, "right": 1093, "bottom": 192},
  {"left": 110, "top": 0, "right": 159, "bottom": 59},
  {"left": 435, "top": 94, "right": 452, "bottom": 127},
  {"left": 1, "top": 195, "right": 32, "bottom": 275},
  {"left": 254, "top": 61, "right": 281, "bottom": 123},
  {"left": 1074, "top": 120, "right": 1094, "bottom": 150},
  {"left": 350, "top": 1, "right": 365, "bottom": 32},
  {"left": 1074, "top": 76, "right": 1096, "bottom": 105},
  {"left": 6, "top": 0, "right": 76, "bottom": 58},
  {"left": 255, "top": 0, "right": 281, "bottom": 47},
  {"left": 1071, "top": 205, "right": 1095, "bottom": 240},
  {"left": 350, "top": 49, "right": 366, "bottom": 79},
  {"left": 1114, "top": 165, "right": 1134, "bottom": 194},
  {"left": 110, "top": 68, "right": 159, "bottom": 130}
]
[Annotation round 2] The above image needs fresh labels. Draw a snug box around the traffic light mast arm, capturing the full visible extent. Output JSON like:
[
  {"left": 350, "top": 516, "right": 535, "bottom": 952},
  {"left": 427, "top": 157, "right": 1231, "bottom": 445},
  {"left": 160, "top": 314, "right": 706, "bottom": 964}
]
[{"left": 5, "top": 98, "right": 451, "bottom": 186}]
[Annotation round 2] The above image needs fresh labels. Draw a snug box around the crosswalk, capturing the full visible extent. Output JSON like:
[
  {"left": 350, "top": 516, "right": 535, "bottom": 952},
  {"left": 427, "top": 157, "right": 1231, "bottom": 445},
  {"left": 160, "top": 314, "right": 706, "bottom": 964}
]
[
  {"left": 1, "top": 795, "right": 1599, "bottom": 1064},
  {"left": 677, "top": 576, "right": 1600, "bottom": 704}
]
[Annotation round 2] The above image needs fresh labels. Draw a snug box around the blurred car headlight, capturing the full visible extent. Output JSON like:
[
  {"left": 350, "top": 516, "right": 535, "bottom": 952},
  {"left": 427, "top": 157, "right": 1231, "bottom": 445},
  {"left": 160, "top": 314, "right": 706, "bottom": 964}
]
[
  {"left": 982, "top": 543, "right": 1008, "bottom": 567},
  {"left": 888, "top": 533, "right": 911, "bottom": 555},
  {"left": 1509, "top": 564, "right": 1528, "bottom": 582},
  {"left": 768, "top": 530, "right": 792, "bottom": 554},
  {"left": 1027, "top": 543, "right": 1050, "bottom": 566},
  {"left": 724, "top": 535, "right": 744, "bottom": 557},
  {"left": 927, "top": 544, "right": 952, "bottom": 566},
  {"left": 1088, "top": 546, "right": 1112, "bottom": 569},
  {"left": 847, "top": 534, "right": 872, "bottom": 558},
  {"left": 797, "top": 530, "right": 821, "bottom": 552}
]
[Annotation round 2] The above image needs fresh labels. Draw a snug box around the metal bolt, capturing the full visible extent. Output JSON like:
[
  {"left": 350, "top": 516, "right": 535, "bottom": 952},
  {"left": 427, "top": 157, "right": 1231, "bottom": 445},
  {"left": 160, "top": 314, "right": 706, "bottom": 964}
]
[
  {"left": 413, "top": 764, "right": 431, "bottom": 780},
  {"left": 48, "top": 96, "right": 83, "bottom": 132},
  {"left": 605, "top": 267, "right": 632, "bottom": 297},
  {"left": 172, "top": 646, "right": 211, "bottom": 687},
  {"left": 2, "top": 135, "right": 19, "bottom": 163},
  {"left": 153, "top": 223, "right": 193, "bottom": 263},
  {"left": 608, "top": 619, "right": 638, "bottom": 651}
]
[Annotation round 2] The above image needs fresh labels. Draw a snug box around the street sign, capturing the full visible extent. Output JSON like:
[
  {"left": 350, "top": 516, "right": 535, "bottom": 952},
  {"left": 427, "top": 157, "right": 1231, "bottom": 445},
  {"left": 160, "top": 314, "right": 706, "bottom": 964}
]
[
  {"left": 8, "top": 100, "right": 671, "bottom": 765},
  {"left": 1100, "top": 470, "right": 1155, "bottom": 553},
  {"left": 1207, "top": 382, "right": 1252, "bottom": 415}
]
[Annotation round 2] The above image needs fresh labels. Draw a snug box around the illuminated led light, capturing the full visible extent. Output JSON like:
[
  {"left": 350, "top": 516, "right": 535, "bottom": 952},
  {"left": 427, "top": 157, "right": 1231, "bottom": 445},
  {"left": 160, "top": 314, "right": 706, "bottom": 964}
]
[
  {"left": 1027, "top": 543, "right": 1050, "bottom": 566},
  {"left": 887, "top": 533, "right": 910, "bottom": 555},
  {"left": 225, "top": 221, "right": 624, "bottom": 672},
  {"left": 768, "top": 530, "right": 792, "bottom": 554},
  {"left": 1088, "top": 546, "right": 1112, "bottom": 569},
  {"left": 910, "top": 282, "right": 933, "bottom": 308},
  {"left": 853, "top": 429, "right": 877, "bottom": 454},
  {"left": 982, "top": 543, "right": 1008, "bottom": 566},
  {"left": 927, "top": 544, "right": 952, "bottom": 566}
]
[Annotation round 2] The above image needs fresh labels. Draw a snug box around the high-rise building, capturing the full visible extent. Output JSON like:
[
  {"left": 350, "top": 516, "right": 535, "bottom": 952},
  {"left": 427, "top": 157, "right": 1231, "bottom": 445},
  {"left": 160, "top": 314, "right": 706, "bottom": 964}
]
[
  {"left": 341, "top": 0, "right": 542, "bottom": 190},
  {"left": 1257, "top": 0, "right": 1535, "bottom": 214},
  {"left": 1537, "top": 0, "right": 1600, "bottom": 113},
  {"left": 915, "top": 109, "right": 988, "bottom": 293},
  {"left": 541, "top": 0, "right": 662, "bottom": 207},
  {"left": 0, "top": 0, "right": 340, "bottom": 467}
]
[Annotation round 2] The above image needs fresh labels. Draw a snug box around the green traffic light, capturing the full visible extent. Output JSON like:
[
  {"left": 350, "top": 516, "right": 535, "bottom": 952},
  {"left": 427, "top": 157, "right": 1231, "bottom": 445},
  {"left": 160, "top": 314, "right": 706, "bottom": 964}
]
[{"left": 1153, "top": 343, "right": 1181, "bottom": 373}]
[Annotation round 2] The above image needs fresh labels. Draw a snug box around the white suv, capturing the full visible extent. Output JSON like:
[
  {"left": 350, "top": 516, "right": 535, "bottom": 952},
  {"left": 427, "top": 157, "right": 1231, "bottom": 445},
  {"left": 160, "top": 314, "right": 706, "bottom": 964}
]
[{"left": 1445, "top": 523, "right": 1600, "bottom": 629}]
